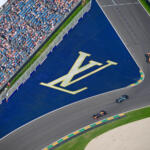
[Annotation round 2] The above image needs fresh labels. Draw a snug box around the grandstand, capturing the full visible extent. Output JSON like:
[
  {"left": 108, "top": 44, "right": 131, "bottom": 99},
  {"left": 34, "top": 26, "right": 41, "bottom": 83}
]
[{"left": 0, "top": 0, "right": 81, "bottom": 91}]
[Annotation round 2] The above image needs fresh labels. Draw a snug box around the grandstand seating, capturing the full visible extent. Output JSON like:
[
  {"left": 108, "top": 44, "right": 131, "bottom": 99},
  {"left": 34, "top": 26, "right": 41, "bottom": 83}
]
[{"left": 0, "top": 0, "right": 80, "bottom": 89}]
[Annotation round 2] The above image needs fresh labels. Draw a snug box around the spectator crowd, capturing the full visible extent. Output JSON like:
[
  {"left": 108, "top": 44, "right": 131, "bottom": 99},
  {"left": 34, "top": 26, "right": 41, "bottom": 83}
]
[{"left": 0, "top": 0, "right": 80, "bottom": 89}]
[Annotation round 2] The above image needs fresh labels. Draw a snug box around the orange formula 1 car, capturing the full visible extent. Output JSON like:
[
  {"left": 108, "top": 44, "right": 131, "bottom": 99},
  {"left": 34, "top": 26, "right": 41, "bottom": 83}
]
[{"left": 92, "top": 110, "right": 107, "bottom": 119}]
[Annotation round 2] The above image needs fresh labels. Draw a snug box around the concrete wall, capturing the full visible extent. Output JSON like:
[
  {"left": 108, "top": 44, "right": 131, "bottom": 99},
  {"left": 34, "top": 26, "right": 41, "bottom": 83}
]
[{"left": 0, "top": 1, "right": 91, "bottom": 104}]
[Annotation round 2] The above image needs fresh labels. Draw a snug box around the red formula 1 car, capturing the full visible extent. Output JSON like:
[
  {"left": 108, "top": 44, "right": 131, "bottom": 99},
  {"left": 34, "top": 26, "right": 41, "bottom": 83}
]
[{"left": 92, "top": 110, "right": 107, "bottom": 119}]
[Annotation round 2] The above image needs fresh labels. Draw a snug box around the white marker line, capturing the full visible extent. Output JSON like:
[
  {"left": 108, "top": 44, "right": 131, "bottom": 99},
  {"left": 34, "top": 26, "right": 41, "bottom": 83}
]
[
  {"left": 112, "top": 0, "right": 116, "bottom": 5},
  {"left": 0, "top": 0, "right": 145, "bottom": 142},
  {"left": 102, "top": 2, "right": 139, "bottom": 8},
  {"left": 96, "top": 0, "right": 144, "bottom": 76},
  {"left": 139, "top": 0, "right": 150, "bottom": 16}
]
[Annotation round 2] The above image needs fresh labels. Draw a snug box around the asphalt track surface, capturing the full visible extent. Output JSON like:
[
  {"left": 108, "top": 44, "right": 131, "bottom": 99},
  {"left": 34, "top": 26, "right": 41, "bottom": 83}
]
[{"left": 0, "top": 0, "right": 150, "bottom": 149}]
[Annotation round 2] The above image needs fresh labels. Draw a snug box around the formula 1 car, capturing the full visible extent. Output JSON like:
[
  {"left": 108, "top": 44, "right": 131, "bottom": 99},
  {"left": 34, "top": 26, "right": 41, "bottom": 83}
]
[
  {"left": 116, "top": 95, "right": 129, "bottom": 103},
  {"left": 92, "top": 110, "right": 107, "bottom": 119},
  {"left": 145, "top": 53, "right": 150, "bottom": 63}
]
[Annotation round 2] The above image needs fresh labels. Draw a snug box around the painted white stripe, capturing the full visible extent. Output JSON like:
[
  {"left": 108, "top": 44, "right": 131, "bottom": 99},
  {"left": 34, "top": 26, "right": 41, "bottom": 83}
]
[
  {"left": 139, "top": 0, "right": 150, "bottom": 16},
  {"left": 102, "top": 2, "right": 139, "bottom": 8},
  {"left": 111, "top": 0, "right": 116, "bottom": 5},
  {"left": 96, "top": 0, "right": 144, "bottom": 77}
]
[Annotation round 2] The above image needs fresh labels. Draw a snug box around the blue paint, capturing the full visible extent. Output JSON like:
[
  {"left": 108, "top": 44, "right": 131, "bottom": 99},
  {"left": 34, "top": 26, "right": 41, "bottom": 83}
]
[{"left": 0, "top": 0, "right": 140, "bottom": 138}]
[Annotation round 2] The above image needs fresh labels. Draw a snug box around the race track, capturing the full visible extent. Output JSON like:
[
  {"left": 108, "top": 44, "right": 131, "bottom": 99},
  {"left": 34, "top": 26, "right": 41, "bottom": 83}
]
[{"left": 0, "top": 0, "right": 150, "bottom": 149}]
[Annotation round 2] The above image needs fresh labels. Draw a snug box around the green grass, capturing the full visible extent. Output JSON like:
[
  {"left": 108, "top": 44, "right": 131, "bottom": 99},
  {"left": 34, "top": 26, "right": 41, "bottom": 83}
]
[
  {"left": 140, "top": 0, "right": 150, "bottom": 14},
  {"left": 3, "top": 0, "right": 90, "bottom": 91},
  {"left": 55, "top": 106, "right": 150, "bottom": 150}
]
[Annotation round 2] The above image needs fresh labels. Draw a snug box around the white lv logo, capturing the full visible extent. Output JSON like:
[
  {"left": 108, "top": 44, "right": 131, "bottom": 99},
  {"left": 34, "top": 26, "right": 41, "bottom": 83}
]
[{"left": 40, "top": 51, "right": 118, "bottom": 94}]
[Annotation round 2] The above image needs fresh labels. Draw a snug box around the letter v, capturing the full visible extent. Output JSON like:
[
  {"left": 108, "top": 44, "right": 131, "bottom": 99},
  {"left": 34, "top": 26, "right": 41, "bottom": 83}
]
[{"left": 60, "top": 51, "right": 102, "bottom": 87}]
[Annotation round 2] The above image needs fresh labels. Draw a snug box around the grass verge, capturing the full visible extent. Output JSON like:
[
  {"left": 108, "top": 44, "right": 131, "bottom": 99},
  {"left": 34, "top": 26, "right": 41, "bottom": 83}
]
[
  {"left": 140, "top": 0, "right": 150, "bottom": 15},
  {"left": 55, "top": 106, "right": 150, "bottom": 150},
  {"left": 4, "top": 0, "right": 90, "bottom": 90}
]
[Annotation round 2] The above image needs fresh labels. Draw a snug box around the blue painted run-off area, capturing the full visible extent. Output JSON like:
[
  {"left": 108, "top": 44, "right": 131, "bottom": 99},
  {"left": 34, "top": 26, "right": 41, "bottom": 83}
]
[{"left": 0, "top": 0, "right": 140, "bottom": 138}]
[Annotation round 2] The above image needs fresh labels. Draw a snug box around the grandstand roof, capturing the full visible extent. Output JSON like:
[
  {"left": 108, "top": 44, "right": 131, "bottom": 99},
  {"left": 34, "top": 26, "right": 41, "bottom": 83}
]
[{"left": 0, "top": 0, "right": 7, "bottom": 7}]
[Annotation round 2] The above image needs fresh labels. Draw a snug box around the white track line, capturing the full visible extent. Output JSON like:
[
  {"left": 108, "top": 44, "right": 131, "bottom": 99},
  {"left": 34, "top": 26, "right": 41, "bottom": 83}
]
[
  {"left": 112, "top": 0, "right": 116, "bottom": 5},
  {"left": 102, "top": 2, "right": 139, "bottom": 8},
  {"left": 139, "top": 0, "right": 150, "bottom": 16},
  {"left": 96, "top": 0, "right": 144, "bottom": 76},
  {"left": 0, "top": 0, "right": 145, "bottom": 142}
]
